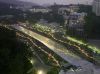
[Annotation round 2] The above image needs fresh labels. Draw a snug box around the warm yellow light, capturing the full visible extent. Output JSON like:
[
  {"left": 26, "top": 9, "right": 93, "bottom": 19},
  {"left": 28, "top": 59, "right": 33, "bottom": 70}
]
[
  {"left": 37, "top": 70, "right": 44, "bottom": 74},
  {"left": 30, "top": 59, "right": 35, "bottom": 64}
]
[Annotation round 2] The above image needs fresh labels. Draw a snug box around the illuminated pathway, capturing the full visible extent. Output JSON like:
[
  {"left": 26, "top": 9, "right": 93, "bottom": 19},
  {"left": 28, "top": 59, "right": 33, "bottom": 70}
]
[
  {"left": 12, "top": 25, "right": 95, "bottom": 67},
  {"left": 30, "top": 24, "right": 98, "bottom": 59},
  {"left": 1, "top": 24, "right": 99, "bottom": 74},
  {"left": 0, "top": 25, "right": 100, "bottom": 74},
  {"left": 16, "top": 32, "right": 60, "bottom": 67}
]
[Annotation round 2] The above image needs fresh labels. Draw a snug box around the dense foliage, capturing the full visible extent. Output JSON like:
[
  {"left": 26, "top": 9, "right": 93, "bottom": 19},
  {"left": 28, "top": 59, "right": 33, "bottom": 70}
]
[
  {"left": 47, "top": 67, "right": 59, "bottom": 74},
  {"left": 78, "top": 5, "right": 100, "bottom": 39},
  {"left": 78, "top": 5, "right": 92, "bottom": 13},
  {"left": 0, "top": 27, "right": 32, "bottom": 74},
  {"left": 0, "top": 2, "right": 64, "bottom": 25}
]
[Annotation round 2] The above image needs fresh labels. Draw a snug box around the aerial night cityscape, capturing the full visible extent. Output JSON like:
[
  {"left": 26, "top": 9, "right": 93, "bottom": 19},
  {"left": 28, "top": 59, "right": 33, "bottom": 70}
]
[{"left": 0, "top": 0, "right": 100, "bottom": 74}]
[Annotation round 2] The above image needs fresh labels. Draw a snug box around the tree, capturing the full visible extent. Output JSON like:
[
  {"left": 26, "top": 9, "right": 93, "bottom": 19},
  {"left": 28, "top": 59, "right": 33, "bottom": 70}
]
[
  {"left": 84, "top": 13, "right": 100, "bottom": 38},
  {"left": 47, "top": 67, "right": 59, "bottom": 74},
  {"left": 0, "top": 27, "right": 32, "bottom": 74}
]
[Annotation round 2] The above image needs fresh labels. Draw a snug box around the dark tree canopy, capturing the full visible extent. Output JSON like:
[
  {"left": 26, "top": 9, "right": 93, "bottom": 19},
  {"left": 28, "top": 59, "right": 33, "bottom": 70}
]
[{"left": 0, "top": 27, "right": 32, "bottom": 74}]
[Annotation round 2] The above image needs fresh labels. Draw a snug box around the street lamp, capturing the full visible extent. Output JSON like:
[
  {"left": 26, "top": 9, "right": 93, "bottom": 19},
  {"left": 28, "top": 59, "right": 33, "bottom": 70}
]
[{"left": 37, "top": 70, "right": 44, "bottom": 74}]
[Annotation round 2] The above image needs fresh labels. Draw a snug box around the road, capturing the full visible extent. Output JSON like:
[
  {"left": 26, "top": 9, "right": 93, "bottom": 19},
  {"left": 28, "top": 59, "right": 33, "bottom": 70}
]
[
  {"left": 12, "top": 26, "right": 92, "bottom": 64},
  {"left": 2, "top": 24, "right": 98, "bottom": 74}
]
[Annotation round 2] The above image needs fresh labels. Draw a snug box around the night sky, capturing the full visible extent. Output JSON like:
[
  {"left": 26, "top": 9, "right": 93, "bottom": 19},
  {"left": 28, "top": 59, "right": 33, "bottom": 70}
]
[{"left": 20, "top": 0, "right": 93, "bottom": 5}]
